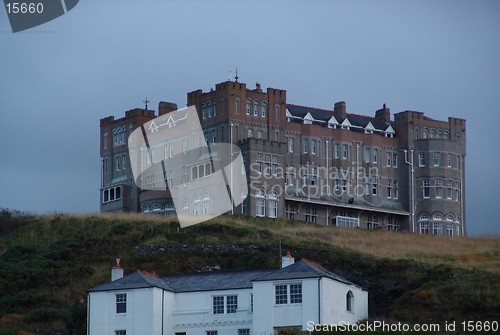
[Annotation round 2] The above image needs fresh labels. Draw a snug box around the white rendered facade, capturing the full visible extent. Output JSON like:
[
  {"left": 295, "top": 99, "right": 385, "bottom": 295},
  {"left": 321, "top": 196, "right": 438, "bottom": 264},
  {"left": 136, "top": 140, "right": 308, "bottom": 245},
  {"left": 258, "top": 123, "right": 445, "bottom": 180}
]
[{"left": 88, "top": 259, "right": 368, "bottom": 335}]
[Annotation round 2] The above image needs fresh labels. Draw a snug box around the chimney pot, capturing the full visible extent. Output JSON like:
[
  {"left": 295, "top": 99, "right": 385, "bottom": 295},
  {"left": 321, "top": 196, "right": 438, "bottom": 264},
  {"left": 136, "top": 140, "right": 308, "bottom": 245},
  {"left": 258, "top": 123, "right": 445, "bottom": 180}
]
[
  {"left": 281, "top": 251, "right": 295, "bottom": 268},
  {"left": 111, "top": 258, "right": 124, "bottom": 281}
]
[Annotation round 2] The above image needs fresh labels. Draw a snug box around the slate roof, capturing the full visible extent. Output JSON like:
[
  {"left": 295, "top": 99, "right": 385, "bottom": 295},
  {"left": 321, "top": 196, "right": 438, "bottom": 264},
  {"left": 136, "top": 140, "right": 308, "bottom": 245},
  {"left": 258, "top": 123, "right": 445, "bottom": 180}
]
[
  {"left": 252, "top": 260, "right": 360, "bottom": 288},
  {"left": 88, "top": 270, "right": 173, "bottom": 292},
  {"left": 88, "top": 260, "right": 363, "bottom": 293},
  {"left": 286, "top": 104, "right": 391, "bottom": 131},
  {"left": 161, "top": 269, "right": 273, "bottom": 293}
]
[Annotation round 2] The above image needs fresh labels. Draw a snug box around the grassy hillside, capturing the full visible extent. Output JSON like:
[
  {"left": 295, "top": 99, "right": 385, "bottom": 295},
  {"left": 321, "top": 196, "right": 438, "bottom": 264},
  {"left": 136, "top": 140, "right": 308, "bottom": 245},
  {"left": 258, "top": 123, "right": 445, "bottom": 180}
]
[{"left": 0, "top": 211, "right": 498, "bottom": 334}]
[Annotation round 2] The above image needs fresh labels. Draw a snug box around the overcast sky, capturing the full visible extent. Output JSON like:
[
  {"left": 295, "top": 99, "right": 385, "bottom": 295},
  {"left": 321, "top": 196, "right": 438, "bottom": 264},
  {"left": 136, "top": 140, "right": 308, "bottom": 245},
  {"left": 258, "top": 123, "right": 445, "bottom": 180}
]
[{"left": 0, "top": 0, "right": 499, "bottom": 235}]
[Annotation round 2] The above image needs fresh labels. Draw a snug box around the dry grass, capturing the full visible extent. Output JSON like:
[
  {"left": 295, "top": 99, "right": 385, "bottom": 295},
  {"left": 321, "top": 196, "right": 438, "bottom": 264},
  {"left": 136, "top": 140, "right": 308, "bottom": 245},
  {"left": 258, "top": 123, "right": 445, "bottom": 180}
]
[{"left": 32, "top": 212, "right": 500, "bottom": 274}]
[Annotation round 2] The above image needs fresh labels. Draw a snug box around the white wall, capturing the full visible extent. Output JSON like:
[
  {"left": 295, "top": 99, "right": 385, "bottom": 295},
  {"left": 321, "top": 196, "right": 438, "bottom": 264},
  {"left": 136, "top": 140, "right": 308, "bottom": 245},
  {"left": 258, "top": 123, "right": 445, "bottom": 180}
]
[
  {"left": 170, "top": 289, "right": 253, "bottom": 335},
  {"left": 88, "top": 288, "right": 164, "bottom": 335},
  {"left": 320, "top": 278, "right": 368, "bottom": 324}
]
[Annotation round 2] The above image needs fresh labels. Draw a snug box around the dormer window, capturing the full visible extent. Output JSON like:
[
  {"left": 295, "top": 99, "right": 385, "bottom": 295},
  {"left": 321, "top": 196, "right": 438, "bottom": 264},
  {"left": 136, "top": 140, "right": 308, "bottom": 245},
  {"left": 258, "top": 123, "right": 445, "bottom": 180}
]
[{"left": 340, "top": 118, "right": 351, "bottom": 130}]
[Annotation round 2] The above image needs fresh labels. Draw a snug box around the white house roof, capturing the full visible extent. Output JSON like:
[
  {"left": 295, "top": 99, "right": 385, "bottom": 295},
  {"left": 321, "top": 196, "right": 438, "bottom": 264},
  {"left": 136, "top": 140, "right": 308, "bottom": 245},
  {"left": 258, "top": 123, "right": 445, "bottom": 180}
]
[{"left": 88, "top": 260, "right": 364, "bottom": 293}]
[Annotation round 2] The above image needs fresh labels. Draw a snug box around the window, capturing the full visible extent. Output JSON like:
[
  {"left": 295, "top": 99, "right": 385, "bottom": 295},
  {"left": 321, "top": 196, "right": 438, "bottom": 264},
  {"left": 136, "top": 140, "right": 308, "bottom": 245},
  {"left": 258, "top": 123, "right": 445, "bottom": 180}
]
[
  {"left": 122, "top": 155, "right": 126, "bottom": 170},
  {"left": 447, "top": 223, "right": 454, "bottom": 237},
  {"left": 238, "top": 329, "right": 250, "bottom": 335},
  {"left": 193, "top": 193, "right": 201, "bottom": 216},
  {"left": 392, "top": 152, "right": 398, "bottom": 167},
  {"left": 246, "top": 99, "right": 251, "bottom": 115},
  {"left": 248, "top": 128, "right": 253, "bottom": 138},
  {"left": 303, "top": 139, "right": 309, "bottom": 154},
  {"left": 435, "top": 179, "right": 443, "bottom": 198},
  {"left": 372, "top": 176, "right": 379, "bottom": 196},
  {"left": 334, "top": 143, "right": 340, "bottom": 159},
  {"left": 343, "top": 144, "right": 349, "bottom": 160},
  {"left": 286, "top": 203, "right": 296, "bottom": 220},
  {"left": 212, "top": 296, "right": 224, "bottom": 314},
  {"left": 373, "top": 148, "right": 379, "bottom": 164},
  {"left": 207, "top": 331, "right": 218, "bottom": 335},
  {"left": 336, "top": 216, "right": 359, "bottom": 228},
  {"left": 275, "top": 285, "right": 287, "bottom": 304},
  {"left": 253, "top": 101, "right": 259, "bottom": 116},
  {"left": 182, "top": 139, "right": 188, "bottom": 154},
  {"left": 305, "top": 206, "right": 317, "bottom": 223},
  {"left": 387, "top": 179, "right": 392, "bottom": 198},
  {"left": 387, "top": 152, "right": 392, "bottom": 167},
  {"left": 116, "top": 157, "right": 121, "bottom": 171},
  {"left": 433, "top": 222, "right": 442, "bottom": 235},
  {"left": 115, "top": 331, "right": 126, "bottom": 335},
  {"left": 394, "top": 180, "right": 399, "bottom": 199},
  {"left": 276, "top": 283, "right": 302, "bottom": 305},
  {"left": 166, "top": 170, "right": 173, "bottom": 188},
  {"left": 312, "top": 139, "right": 318, "bottom": 154},
  {"left": 367, "top": 215, "right": 379, "bottom": 230},
  {"left": 103, "top": 133, "right": 108, "bottom": 149},
  {"left": 346, "top": 291, "right": 354, "bottom": 312},
  {"left": 116, "top": 294, "right": 126, "bottom": 314},
  {"left": 447, "top": 153, "right": 453, "bottom": 168},
  {"left": 288, "top": 137, "right": 294, "bottom": 153},
  {"left": 235, "top": 97, "right": 240, "bottom": 114},
  {"left": 257, "top": 130, "right": 263, "bottom": 139},
  {"left": 275, "top": 103, "right": 281, "bottom": 121},
  {"left": 433, "top": 152, "right": 441, "bottom": 166},
  {"left": 226, "top": 295, "right": 237, "bottom": 313},
  {"left": 420, "top": 222, "right": 429, "bottom": 234},
  {"left": 364, "top": 147, "right": 370, "bottom": 163},
  {"left": 261, "top": 103, "right": 267, "bottom": 118},
  {"left": 268, "top": 191, "right": 278, "bottom": 218},
  {"left": 422, "top": 179, "right": 430, "bottom": 198},
  {"left": 256, "top": 190, "right": 266, "bottom": 217},
  {"left": 290, "top": 283, "right": 302, "bottom": 303},
  {"left": 104, "top": 157, "right": 109, "bottom": 175},
  {"left": 418, "top": 152, "right": 426, "bottom": 167}
]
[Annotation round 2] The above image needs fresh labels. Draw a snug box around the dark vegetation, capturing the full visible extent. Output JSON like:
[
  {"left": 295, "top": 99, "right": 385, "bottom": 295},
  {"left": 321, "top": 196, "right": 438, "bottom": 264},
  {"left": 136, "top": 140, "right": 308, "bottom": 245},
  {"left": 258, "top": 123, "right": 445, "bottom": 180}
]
[{"left": 0, "top": 209, "right": 498, "bottom": 334}]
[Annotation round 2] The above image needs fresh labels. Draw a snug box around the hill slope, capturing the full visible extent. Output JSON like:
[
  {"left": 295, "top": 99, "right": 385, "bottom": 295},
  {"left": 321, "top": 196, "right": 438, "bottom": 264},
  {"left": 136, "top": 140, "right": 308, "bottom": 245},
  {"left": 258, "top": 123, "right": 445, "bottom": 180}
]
[{"left": 0, "top": 212, "right": 498, "bottom": 334}]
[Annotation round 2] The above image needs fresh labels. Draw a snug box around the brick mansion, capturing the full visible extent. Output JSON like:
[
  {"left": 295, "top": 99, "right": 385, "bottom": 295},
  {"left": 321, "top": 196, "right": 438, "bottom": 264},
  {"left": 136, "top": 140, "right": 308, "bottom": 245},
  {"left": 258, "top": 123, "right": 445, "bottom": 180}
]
[{"left": 99, "top": 79, "right": 466, "bottom": 235}]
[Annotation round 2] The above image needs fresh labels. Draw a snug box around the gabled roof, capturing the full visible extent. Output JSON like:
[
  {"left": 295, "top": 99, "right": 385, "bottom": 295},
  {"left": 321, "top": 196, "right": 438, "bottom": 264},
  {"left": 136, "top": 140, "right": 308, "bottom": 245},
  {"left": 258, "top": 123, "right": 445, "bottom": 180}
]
[
  {"left": 252, "top": 260, "right": 361, "bottom": 288},
  {"left": 89, "top": 260, "right": 362, "bottom": 293},
  {"left": 88, "top": 271, "right": 173, "bottom": 292}
]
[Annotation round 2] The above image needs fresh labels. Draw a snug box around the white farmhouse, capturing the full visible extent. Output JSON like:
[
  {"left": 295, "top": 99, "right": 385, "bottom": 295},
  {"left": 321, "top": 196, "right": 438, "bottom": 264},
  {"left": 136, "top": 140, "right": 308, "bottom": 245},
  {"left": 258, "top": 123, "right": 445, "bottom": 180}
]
[{"left": 87, "top": 254, "right": 368, "bottom": 335}]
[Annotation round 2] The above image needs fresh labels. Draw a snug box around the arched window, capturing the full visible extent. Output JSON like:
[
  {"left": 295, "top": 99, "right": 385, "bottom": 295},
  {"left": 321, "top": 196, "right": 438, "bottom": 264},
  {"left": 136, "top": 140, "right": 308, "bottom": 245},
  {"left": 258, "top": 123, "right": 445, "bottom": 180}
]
[
  {"left": 419, "top": 213, "right": 430, "bottom": 234},
  {"left": 414, "top": 127, "right": 419, "bottom": 140},
  {"left": 433, "top": 213, "right": 443, "bottom": 221},
  {"left": 246, "top": 99, "right": 252, "bottom": 115},
  {"left": 165, "top": 202, "right": 175, "bottom": 212},
  {"left": 423, "top": 127, "right": 429, "bottom": 139},
  {"left": 430, "top": 129, "right": 436, "bottom": 138},
  {"left": 437, "top": 129, "right": 443, "bottom": 139},
  {"left": 261, "top": 103, "right": 267, "bottom": 118},
  {"left": 444, "top": 130, "right": 450, "bottom": 139},
  {"left": 212, "top": 99, "right": 216, "bottom": 116},
  {"left": 446, "top": 214, "right": 455, "bottom": 222},
  {"left": 419, "top": 213, "right": 430, "bottom": 221},
  {"left": 267, "top": 190, "right": 278, "bottom": 218},
  {"left": 182, "top": 201, "right": 189, "bottom": 216},
  {"left": 255, "top": 189, "right": 266, "bottom": 217},
  {"left": 346, "top": 291, "right": 354, "bottom": 312},
  {"left": 152, "top": 203, "right": 161, "bottom": 212},
  {"left": 253, "top": 101, "right": 260, "bottom": 117},
  {"left": 143, "top": 204, "right": 150, "bottom": 213}
]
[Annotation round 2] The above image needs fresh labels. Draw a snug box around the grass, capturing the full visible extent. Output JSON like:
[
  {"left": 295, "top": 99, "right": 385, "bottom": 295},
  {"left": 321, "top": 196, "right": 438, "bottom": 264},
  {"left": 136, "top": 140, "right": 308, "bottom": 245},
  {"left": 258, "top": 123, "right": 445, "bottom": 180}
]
[{"left": 0, "top": 211, "right": 498, "bottom": 334}]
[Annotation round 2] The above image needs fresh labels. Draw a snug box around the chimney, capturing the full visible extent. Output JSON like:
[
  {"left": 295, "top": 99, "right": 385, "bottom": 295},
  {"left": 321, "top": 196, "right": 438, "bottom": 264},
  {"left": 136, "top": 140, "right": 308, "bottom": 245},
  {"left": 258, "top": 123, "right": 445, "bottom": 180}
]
[
  {"left": 255, "top": 82, "right": 262, "bottom": 92},
  {"left": 111, "top": 258, "right": 124, "bottom": 281},
  {"left": 158, "top": 101, "right": 178, "bottom": 116},
  {"left": 281, "top": 250, "right": 295, "bottom": 268},
  {"left": 334, "top": 101, "right": 347, "bottom": 118},
  {"left": 375, "top": 103, "right": 391, "bottom": 123}
]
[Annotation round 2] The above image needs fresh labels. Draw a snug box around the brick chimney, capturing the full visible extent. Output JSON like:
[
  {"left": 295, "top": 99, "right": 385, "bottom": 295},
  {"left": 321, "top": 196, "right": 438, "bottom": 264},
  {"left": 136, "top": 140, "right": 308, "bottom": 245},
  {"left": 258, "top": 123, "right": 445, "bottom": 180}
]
[
  {"left": 375, "top": 103, "right": 391, "bottom": 123},
  {"left": 281, "top": 250, "right": 295, "bottom": 268},
  {"left": 334, "top": 101, "right": 347, "bottom": 118},
  {"left": 158, "top": 101, "right": 178, "bottom": 116},
  {"left": 111, "top": 258, "right": 124, "bottom": 281},
  {"left": 255, "top": 82, "right": 262, "bottom": 92}
]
